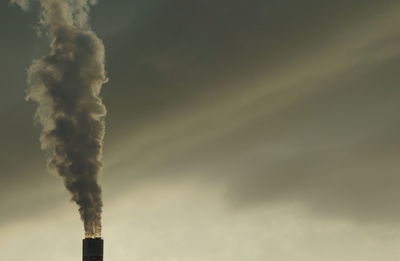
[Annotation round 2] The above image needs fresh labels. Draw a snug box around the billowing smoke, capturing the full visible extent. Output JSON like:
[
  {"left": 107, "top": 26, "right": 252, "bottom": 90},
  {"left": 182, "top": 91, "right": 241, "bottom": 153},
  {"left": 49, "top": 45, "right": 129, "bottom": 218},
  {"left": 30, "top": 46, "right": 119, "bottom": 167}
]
[{"left": 12, "top": 0, "right": 107, "bottom": 238}]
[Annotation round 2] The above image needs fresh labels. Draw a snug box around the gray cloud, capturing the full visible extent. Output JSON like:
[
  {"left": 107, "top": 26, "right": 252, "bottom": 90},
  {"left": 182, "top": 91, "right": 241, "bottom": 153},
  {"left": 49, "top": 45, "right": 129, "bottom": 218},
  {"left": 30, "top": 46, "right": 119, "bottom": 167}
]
[
  {"left": 98, "top": 0, "right": 400, "bottom": 225},
  {"left": 2, "top": 0, "right": 400, "bottom": 233}
]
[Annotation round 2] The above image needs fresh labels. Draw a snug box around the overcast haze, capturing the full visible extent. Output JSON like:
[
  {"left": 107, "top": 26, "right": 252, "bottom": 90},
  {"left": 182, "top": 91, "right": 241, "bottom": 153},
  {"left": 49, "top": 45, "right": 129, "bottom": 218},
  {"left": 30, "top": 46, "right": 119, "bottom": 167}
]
[{"left": 2, "top": 1, "right": 400, "bottom": 260}]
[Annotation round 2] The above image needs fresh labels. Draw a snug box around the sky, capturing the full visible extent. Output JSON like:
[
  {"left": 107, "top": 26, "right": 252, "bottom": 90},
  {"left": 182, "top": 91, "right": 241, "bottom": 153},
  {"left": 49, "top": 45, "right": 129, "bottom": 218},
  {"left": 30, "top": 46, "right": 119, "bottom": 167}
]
[{"left": 1, "top": 0, "right": 400, "bottom": 260}]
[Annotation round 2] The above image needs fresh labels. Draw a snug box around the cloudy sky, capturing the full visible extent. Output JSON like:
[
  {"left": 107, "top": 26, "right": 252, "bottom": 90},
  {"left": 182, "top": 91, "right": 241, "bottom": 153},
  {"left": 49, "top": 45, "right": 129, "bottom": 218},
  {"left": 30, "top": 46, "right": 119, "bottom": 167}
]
[{"left": 2, "top": 0, "right": 400, "bottom": 260}]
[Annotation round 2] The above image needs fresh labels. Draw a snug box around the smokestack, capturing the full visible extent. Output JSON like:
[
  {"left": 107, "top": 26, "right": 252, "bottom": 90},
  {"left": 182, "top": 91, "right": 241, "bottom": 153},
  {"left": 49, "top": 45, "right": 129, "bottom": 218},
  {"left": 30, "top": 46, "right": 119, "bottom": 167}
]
[{"left": 83, "top": 238, "right": 104, "bottom": 261}]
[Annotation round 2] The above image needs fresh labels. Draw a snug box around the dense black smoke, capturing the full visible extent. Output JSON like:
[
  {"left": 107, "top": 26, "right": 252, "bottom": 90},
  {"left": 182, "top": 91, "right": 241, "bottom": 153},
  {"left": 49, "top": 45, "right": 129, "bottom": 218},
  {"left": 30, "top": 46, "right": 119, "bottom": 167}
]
[{"left": 12, "top": 0, "right": 107, "bottom": 238}]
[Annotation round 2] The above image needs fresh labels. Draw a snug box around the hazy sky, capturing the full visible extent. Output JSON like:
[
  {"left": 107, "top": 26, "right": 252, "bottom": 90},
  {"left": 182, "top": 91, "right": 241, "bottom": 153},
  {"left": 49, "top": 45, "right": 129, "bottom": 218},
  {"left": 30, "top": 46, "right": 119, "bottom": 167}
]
[{"left": 2, "top": 1, "right": 400, "bottom": 260}]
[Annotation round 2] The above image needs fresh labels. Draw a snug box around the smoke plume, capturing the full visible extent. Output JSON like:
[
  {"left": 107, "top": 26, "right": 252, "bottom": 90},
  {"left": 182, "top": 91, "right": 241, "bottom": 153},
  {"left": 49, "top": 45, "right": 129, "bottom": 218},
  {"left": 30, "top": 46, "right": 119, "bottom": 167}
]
[{"left": 13, "top": 0, "right": 107, "bottom": 238}]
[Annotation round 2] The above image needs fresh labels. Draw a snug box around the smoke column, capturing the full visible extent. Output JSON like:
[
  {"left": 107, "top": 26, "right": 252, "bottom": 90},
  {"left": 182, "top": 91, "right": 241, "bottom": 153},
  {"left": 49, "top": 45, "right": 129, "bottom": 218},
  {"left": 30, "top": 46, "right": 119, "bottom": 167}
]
[{"left": 12, "top": 0, "right": 107, "bottom": 238}]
